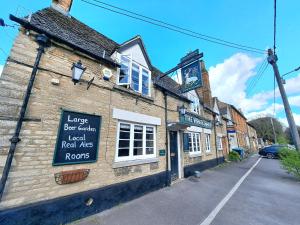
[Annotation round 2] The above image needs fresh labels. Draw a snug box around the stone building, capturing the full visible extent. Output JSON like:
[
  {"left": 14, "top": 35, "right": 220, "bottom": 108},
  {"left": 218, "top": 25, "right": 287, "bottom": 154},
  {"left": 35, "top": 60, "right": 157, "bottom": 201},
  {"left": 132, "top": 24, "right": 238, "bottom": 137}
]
[
  {"left": 0, "top": 0, "right": 223, "bottom": 224},
  {"left": 247, "top": 123, "right": 258, "bottom": 152}
]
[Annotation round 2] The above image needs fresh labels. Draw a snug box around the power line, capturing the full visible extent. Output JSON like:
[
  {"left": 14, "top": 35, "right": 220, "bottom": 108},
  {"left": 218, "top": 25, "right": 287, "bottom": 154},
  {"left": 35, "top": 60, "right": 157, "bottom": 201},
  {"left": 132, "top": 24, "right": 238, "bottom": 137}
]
[
  {"left": 282, "top": 66, "right": 300, "bottom": 77},
  {"left": 89, "top": 0, "right": 265, "bottom": 53},
  {"left": 247, "top": 57, "right": 268, "bottom": 92},
  {"left": 247, "top": 61, "right": 269, "bottom": 95},
  {"left": 81, "top": 0, "right": 266, "bottom": 54},
  {"left": 273, "top": 0, "right": 277, "bottom": 54}
]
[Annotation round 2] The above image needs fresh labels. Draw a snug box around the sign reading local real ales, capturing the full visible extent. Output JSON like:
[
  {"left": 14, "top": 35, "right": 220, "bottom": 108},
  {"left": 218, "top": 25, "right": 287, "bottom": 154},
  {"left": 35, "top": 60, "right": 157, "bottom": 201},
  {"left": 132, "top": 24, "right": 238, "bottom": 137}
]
[{"left": 53, "top": 110, "right": 101, "bottom": 166}]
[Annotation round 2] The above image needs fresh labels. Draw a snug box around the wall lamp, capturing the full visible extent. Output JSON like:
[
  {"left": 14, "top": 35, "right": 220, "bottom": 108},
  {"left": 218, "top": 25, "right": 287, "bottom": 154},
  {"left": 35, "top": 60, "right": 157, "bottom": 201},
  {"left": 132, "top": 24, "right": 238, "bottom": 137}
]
[
  {"left": 71, "top": 60, "right": 94, "bottom": 89},
  {"left": 178, "top": 104, "right": 187, "bottom": 115}
]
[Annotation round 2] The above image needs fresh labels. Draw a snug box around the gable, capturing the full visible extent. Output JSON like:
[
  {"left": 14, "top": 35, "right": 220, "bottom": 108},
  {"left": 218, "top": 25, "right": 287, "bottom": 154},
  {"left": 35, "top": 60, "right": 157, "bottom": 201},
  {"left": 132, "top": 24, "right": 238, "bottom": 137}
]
[{"left": 117, "top": 37, "right": 151, "bottom": 70}]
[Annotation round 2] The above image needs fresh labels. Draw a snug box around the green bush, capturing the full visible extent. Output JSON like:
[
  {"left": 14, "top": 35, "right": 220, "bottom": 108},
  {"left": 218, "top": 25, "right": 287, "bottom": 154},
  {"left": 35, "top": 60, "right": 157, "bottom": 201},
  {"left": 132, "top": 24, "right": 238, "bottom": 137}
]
[
  {"left": 228, "top": 151, "right": 241, "bottom": 162},
  {"left": 279, "top": 148, "right": 300, "bottom": 180}
]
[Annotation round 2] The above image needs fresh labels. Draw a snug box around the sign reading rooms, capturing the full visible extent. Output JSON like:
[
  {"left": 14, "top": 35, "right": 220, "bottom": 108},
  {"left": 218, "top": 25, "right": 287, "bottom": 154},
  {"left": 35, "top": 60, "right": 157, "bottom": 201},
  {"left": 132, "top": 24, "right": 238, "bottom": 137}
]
[{"left": 53, "top": 110, "right": 101, "bottom": 166}]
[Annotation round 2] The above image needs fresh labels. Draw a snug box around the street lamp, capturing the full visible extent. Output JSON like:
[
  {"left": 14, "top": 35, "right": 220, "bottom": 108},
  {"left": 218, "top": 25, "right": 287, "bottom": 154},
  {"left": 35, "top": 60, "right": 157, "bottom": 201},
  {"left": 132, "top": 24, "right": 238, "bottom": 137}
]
[
  {"left": 71, "top": 60, "right": 86, "bottom": 85},
  {"left": 178, "top": 104, "right": 187, "bottom": 115}
]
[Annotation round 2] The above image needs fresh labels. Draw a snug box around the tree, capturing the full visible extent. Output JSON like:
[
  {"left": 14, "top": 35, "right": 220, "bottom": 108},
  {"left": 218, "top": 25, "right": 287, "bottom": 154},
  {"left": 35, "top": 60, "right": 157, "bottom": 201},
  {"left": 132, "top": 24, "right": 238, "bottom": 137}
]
[
  {"left": 285, "top": 126, "right": 300, "bottom": 145},
  {"left": 248, "top": 116, "right": 285, "bottom": 143}
]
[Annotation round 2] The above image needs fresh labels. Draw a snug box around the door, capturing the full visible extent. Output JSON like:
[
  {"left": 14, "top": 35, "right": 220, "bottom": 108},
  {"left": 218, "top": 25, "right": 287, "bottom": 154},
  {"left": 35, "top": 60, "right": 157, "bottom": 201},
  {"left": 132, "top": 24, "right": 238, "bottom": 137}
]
[{"left": 169, "top": 131, "right": 178, "bottom": 181}]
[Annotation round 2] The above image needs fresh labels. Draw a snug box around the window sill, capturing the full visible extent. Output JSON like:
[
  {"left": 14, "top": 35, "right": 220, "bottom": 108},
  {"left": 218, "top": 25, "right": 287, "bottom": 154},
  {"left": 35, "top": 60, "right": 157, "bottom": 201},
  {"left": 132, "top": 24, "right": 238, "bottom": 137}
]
[
  {"left": 113, "top": 85, "right": 154, "bottom": 102},
  {"left": 189, "top": 153, "right": 202, "bottom": 158},
  {"left": 112, "top": 158, "right": 159, "bottom": 168}
]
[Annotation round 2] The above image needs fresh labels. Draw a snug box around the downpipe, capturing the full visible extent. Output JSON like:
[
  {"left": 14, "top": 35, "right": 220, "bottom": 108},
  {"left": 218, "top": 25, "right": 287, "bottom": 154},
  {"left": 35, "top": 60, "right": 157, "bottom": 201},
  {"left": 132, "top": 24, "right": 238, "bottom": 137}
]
[{"left": 0, "top": 34, "right": 49, "bottom": 201}]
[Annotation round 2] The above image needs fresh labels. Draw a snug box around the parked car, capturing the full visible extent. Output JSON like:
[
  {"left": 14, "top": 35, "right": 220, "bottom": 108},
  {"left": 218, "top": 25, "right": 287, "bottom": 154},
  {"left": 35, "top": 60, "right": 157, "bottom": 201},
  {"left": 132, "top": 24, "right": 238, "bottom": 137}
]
[
  {"left": 258, "top": 144, "right": 295, "bottom": 159},
  {"left": 232, "top": 147, "right": 246, "bottom": 158}
]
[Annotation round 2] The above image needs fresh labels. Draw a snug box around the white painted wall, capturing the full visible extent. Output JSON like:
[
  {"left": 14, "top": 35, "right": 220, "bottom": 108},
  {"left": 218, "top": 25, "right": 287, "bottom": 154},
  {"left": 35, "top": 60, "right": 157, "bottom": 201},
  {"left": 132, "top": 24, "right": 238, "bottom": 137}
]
[{"left": 120, "top": 43, "right": 149, "bottom": 69}]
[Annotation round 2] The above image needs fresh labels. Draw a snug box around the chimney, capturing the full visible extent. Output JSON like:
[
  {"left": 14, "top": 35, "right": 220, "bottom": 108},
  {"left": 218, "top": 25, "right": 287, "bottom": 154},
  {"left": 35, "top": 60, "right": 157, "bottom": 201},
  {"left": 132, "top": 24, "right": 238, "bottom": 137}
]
[
  {"left": 195, "top": 60, "right": 212, "bottom": 107},
  {"left": 52, "top": 0, "right": 73, "bottom": 15}
]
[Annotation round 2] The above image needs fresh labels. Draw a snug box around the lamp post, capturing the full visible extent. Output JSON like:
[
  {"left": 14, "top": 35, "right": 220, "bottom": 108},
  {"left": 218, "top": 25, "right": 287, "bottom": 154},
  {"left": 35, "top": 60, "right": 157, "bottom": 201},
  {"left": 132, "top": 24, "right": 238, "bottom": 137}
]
[{"left": 71, "top": 60, "right": 86, "bottom": 84}]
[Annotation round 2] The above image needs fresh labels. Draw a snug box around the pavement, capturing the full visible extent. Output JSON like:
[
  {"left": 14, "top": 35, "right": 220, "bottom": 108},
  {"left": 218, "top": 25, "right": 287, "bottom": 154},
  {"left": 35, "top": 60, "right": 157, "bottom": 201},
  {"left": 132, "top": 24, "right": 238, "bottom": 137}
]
[{"left": 71, "top": 155, "right": 300, "bottom": 225}]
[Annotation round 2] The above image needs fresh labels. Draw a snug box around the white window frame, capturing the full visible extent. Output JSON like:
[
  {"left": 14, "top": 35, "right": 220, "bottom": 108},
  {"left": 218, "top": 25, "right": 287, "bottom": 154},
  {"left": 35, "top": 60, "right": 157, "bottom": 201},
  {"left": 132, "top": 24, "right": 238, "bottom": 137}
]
[
  {"left": 117, "top": 54, "right": 151, "bottom": 96},
  {"left": 217, "top": 136, "right": 223, "bottom": 150},
  {"left": 186, "top": 132, "right": 201, "bottom": 155},
  {"left": 115, "top": 121, "right": 156, "bottom": 162},
  {"left": 205, "top": 134, "right": 211, "bottom": 152}
]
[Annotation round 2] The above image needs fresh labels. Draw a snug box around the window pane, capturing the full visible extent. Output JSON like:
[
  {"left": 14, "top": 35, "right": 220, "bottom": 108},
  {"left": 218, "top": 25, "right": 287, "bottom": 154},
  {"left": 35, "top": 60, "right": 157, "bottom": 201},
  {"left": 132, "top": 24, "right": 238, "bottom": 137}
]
[
  {"left": 146, "top": 133, "right": 153, "bottom": 140},
  {"left": 134, "top": 141, "right": 143, "bottom": 147},
  {"left": 188, "top": 133, "right": 193, "bottom": 152},
  {"left": 119, "top": 140, "right": 130, "bottom": 148},
  {"left": 134, "top": 132, "right": 143, "bottom": 139},
  {"left": 120, "top": 123, "right": 130, "bottom": 131},
  {"left": 131, "top": 64, "right": 139, "bottom": 92},
  {"left": 146, "top": 127, "right": 153, "bottom": 133},
  {"left": 134, "top": 148, "right": 143, "bottom": 155},
  {"left": 119, "top": 131, "right": 130, "bottom": 139},
  {"left": 146, "top": 147, "right": 154, "bottom": 155},
  {"left": 118, "top": 148, "right": 129, "bottom": 157},
  {"left": 142, "top": 69, "right": 149, "bottom": 95},
  {"left": 146, "top": 140, "right": 154, "bottom": 147},
  {"left": 120, "top": 56, "right": 130, "bottom": 84}
]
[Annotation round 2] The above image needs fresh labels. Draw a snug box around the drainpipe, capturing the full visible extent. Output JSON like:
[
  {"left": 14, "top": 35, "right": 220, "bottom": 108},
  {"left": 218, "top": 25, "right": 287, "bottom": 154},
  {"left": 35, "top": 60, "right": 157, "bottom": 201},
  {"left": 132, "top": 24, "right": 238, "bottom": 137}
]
[
  {"left": 163, "top": 91, "right": 171, "bottom": 186},
  {"left": 0, "top": 34, "right": 49, "bottom": 201},
  {"left": 213, "top": 115, "right": 219, "bottom": 165}
]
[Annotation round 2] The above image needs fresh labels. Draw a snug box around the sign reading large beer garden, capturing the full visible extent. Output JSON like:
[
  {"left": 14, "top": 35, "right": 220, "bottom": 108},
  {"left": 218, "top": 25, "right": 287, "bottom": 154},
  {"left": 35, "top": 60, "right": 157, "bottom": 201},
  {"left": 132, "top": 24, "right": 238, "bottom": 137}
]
[
  {"left": 53, "top": 110, "right": 101, "bottom": 166},
  {"left": 179, "top": 112, "right": 212, "bottom": 129}
]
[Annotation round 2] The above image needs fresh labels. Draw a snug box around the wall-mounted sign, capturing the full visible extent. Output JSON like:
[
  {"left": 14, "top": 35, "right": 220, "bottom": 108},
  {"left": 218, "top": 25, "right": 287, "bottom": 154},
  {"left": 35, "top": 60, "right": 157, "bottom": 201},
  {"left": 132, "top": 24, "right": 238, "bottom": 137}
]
[
  {"left": 181, "top": 61, "right": 202, "bottom": 93},
  {"left": 180, "top": 112, "right": 212, "bottom": 129},
  {"left": 53, "top": 110, "right": 101, "bottom": 166},
  {"left": 159, "top": 149, "right": 166, "bottom": 156}
]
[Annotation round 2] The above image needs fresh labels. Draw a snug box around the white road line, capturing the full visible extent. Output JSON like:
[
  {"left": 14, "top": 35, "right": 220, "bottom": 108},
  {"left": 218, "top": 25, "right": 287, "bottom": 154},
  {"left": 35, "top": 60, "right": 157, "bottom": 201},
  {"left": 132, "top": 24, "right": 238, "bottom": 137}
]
[{"left": 199, "top": 157, "right": 262, "bottom": 225}]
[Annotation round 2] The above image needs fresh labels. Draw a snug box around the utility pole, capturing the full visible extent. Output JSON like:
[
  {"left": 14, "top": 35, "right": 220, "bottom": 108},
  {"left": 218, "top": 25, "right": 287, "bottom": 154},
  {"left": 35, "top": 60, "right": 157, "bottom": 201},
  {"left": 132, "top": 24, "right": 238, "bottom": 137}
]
[
  {"left": 267, "top": 49, "right": 300, "bottom": 150},
  {"left": 270, "top": 117, "right": 277, "bottom": 144}
]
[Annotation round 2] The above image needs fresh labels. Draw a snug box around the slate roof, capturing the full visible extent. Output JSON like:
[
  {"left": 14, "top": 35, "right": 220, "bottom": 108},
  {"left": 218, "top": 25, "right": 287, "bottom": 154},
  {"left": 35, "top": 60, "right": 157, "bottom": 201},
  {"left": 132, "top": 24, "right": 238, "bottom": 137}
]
[
  {"left": 10, "top": 7, "right": 190, "bottom": 102},
  {"left": 10, "top": 7, "right": 119, "bottom": 66}
]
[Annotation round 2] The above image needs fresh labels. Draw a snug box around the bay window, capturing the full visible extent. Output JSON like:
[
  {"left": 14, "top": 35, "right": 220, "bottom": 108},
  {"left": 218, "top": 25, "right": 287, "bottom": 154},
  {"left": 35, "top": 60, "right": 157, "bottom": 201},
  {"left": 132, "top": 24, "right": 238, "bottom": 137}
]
[
  {"left": 118, "top": 55, "right": 151, "bottom": 96},
  {"left": 116, "top": 122, "right": 156, "bottom": 161}
]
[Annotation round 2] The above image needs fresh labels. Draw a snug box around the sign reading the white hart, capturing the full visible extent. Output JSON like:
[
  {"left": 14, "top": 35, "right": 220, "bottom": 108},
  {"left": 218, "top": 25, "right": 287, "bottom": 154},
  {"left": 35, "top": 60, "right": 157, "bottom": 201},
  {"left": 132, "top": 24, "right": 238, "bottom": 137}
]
[
  {"left": 53, "top": 110, "right": 101, "bottom": 166},
  {"left": 181, "top": 61, "right": 202, "bottom": 93}
]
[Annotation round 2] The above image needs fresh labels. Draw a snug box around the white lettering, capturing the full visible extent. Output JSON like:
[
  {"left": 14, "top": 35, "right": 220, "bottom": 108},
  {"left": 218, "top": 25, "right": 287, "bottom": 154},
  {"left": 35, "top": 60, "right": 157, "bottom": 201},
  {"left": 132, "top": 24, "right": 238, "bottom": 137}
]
[{"left": 67, "top": 115, "right": 88, "bottom": 125}]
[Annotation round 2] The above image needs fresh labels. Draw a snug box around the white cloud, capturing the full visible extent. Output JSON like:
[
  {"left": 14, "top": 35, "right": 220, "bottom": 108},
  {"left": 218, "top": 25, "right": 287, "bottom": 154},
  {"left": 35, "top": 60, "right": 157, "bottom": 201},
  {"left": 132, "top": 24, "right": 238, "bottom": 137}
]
[
  {"left": 209, "top": 53, "right": 264, "bottom": 113},
  {"left": 245, "top": 103, "right": 284, "bottom": 120},
  {"left": 288, "top": 95, "right": 300, "bottom": 107},
  {"left": 279, "top": 113, "right": 300, "bottom": 126},
  {"left": 209, "top": 53, "right": 300, "bottom": 117}
]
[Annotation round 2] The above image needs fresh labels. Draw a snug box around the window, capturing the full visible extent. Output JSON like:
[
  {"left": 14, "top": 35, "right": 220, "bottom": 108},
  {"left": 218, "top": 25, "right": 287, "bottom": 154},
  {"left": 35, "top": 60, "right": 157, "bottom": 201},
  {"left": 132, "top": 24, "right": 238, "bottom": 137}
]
[
  {"left": 217, "top": 136, "right": 223, "bottom": 150},
  {"left": 116, "top": 122, "right": 156, "bottom": 161},
  {"left": 186, "top": 132, "right": 201, "bottom": 154},
  {"left": 205, "top": 134, "right": 211, "bottom": 152},
  {"left": 119, "top": 55, "right": 130, "bottom": 84},
  {"left": 118, "top": 55, "right": 151, "bottom": 96}
]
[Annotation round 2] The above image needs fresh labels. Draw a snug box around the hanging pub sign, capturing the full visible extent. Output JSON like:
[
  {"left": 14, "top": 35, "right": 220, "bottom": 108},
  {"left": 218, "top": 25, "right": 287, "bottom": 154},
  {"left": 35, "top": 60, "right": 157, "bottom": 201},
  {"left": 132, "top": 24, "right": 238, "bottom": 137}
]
[
  {"left": 181, "top": 60, "right": 202, "bottom": 93},
  {"left": 53, "top": 110, "right": 101, "bottom": 166}
]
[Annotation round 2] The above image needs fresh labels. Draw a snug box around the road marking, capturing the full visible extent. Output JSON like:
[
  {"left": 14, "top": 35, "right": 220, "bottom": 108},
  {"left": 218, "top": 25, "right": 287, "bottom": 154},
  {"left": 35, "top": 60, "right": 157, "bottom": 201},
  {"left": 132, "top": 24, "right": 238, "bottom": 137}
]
[{"left": 199, "top": 157, "right": 262, "bottom": 225}]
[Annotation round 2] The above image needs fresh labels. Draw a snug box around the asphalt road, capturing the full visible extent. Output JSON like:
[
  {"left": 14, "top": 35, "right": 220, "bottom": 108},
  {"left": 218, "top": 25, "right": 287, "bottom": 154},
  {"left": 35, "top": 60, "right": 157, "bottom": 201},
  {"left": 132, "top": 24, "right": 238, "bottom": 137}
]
[{"left": 72, "top": 155, "right": 300, "bottom": 225}]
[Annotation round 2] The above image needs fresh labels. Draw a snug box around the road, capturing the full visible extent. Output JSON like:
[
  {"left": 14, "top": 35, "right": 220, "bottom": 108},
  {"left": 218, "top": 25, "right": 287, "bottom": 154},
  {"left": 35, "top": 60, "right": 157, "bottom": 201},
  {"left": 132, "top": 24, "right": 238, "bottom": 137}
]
[{"left": 71, "top": 155, "right": 300, "bottom": 225}]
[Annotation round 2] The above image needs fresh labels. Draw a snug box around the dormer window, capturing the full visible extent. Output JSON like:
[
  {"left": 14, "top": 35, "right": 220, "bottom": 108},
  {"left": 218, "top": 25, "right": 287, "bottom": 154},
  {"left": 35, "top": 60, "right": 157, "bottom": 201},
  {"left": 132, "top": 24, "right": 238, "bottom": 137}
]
[{"left": 118, "top": 55, "right": 151, "bottom": 96}]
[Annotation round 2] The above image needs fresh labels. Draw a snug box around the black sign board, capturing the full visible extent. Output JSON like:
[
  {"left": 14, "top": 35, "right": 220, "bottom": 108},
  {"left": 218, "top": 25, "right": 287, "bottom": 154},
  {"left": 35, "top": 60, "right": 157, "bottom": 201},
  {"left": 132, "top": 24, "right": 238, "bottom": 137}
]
[
  {"left": 53, "top": 110, "right": 101, "bottom": 166},
  {"left": 159, "top": 149, "right": 166, "bottom": 156}
]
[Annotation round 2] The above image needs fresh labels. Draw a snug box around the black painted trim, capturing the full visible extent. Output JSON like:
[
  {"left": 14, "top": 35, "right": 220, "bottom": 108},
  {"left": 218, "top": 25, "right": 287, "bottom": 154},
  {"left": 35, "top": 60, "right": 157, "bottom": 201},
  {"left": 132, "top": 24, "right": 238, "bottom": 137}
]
[
  {"left": 184, "top": 157, "right": 225, "bottom": 178},
  {"left": 0, "top": 171, "right": 166, "bottom": 225}
]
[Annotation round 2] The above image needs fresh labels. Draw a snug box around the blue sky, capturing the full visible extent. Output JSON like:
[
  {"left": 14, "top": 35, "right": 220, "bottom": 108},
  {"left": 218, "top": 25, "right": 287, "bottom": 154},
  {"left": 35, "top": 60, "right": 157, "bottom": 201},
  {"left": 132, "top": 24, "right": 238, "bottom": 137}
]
[{"left": 1, "top": 0, "right": 299, "bottom": 125}]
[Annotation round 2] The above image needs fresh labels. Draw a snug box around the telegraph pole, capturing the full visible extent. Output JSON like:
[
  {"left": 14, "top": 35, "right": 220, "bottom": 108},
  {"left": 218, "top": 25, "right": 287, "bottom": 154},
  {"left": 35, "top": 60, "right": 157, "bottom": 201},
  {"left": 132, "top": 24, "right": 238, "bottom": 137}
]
[
  {"left": 270, "top": 117, "right": 277, "bottom": 144},
  {"left": 267, "top": 49, "right": 300, "bottom": 150}
]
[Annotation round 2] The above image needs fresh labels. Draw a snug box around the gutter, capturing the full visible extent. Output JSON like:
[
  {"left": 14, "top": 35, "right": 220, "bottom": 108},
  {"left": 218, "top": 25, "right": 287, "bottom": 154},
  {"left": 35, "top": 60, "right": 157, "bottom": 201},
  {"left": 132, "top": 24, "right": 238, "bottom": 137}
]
[
  {"left": 0, "top": 34, "right": 49, "bottom": 201},
  {"left": 9, "top": 14, "right": 120, "bottom": 69}
]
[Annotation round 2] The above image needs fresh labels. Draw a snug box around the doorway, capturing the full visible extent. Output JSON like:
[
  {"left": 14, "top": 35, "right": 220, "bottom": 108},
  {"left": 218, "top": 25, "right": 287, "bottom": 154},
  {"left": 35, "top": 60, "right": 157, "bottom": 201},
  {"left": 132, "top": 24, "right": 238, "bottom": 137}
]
[{"left": 169, "top": 131, "right": 179, "bottom": 181}]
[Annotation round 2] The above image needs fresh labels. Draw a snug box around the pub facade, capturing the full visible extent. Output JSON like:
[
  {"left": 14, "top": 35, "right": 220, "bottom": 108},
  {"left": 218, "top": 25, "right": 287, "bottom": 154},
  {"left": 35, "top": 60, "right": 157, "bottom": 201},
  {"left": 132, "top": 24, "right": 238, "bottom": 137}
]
[{"left": 0, "top": 0, "right": 223, "bottom": 224}]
